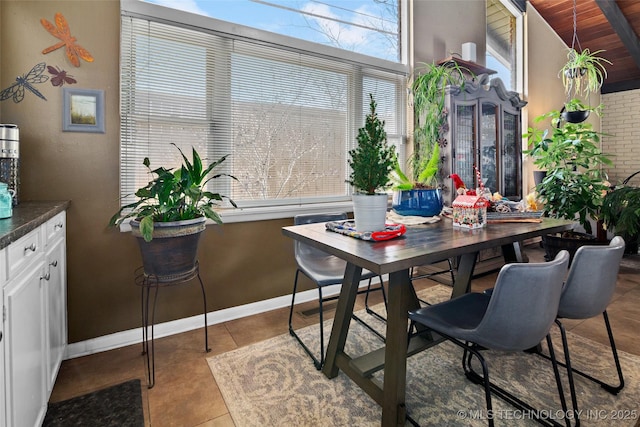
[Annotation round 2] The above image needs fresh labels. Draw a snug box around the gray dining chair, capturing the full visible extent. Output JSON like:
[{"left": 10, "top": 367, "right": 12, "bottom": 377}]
[
  {"left": 408, "top": 251, "right": 571, "bottom": 427},
  {"left": 546, "top": 236, "right": 626, "bottom": 426},
  {"left": 288, "top": 212, "right": 387, "bottom": 370}
]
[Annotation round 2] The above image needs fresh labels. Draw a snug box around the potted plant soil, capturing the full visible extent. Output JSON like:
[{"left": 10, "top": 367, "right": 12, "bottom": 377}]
[
  {"left": 109, "top": 144, "right": 237, "bottom": 281},
  {"left": 347, "top": 94, "right": 396, "bottom": 232}
]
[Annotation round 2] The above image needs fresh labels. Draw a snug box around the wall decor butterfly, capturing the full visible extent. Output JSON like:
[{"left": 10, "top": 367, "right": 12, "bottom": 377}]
[
  {"left": 48, "top": 65, "right": 77, "bottom": 87},
  {"left": 0, "top": 62, "right": 49, "bottom": 103},
  {"left": 41, "top": 12, "right": 94, "bottom": 67}
]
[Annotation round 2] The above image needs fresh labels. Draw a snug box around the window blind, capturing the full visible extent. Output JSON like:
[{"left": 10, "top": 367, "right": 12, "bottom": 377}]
[{"left": 120, "top": 5, "right": 406, "bottom": 213}]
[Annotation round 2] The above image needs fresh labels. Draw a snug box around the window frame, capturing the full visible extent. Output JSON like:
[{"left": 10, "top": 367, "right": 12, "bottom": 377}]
[{"left": 120, "top": 0, "right": 408, "bottom": 223}]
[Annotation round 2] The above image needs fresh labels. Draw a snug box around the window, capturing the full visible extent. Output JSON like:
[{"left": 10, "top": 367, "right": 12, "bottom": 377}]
[
  {"left": 486, "top": 0, "right": 523, "bottom": 93},
  {"left": 120, "top": 0, "right": 407, "bottom": 222}
]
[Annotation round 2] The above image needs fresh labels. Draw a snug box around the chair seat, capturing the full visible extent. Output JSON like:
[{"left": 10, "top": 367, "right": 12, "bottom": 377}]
[
  {"left": 410, "top": 293, "right": 489, "bottom": 338},
  {"left": 297, "top": 254, "right": 378, "bottom": 287}
]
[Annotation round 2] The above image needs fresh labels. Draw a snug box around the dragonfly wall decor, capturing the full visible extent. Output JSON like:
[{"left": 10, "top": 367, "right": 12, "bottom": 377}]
[
  {"left": 40, "top": 12, "right": 94, "bottom": 67},
  {"left": 0, "top": 63, "right": 49, "bottom": 103}
]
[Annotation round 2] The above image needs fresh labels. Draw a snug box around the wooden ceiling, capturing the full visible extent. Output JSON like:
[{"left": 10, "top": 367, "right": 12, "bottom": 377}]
[{"left": 528, "top": 0, "right": 640, "bottom": 93}]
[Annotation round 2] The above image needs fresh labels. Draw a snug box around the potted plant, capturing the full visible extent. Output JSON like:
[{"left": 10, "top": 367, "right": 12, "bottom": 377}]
[
  {"left": 560, "top": 48, "right": 612, "bottom": 98},
  {"left": 601, "top": 185, "right": 640, "bottom": 254},
  {"left": 525, "top": 108, "right": 613, "bottom": 260},
  {"left": 389, "top": 62, "right": 467, "bottom": 217},
  {"left": 109, "top": 143, "right": 237, "bottom": 280},
  {"left": 559, "top": 48, "right": 611, "bottom": 123},
  {"left": 561, "top": 98, "right": 602, "bottom": 124},
  {"left": 347, "top": 94, "right": 396, "bottom": 232}
]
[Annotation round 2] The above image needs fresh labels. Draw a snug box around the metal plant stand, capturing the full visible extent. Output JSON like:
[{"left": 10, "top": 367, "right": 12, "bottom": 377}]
[{"left": 135, "top": 261, "right": 211, "bottom": 388}]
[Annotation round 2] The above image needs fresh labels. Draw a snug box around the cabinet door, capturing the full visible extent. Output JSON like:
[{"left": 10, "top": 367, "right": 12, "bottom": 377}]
[
  {"left": 3, "top": 261, "right": 47, "bottom": 427},
  {"left": 452, "top": 102, "right": 477, "bottom": 192},
  {"left": 501, "top": 109, "right": 521, "bottom": 199},
  {"left": 480, "top": 102, "right": 499, "bottom": 193},
  {"left": 44, "top": 237, "right": 66, "bottom": 395}
]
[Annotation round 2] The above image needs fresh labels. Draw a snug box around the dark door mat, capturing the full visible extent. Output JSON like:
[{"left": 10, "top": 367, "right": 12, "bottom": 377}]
[{"left": 43, "top": 379, "right": 144, "bottom": 427}]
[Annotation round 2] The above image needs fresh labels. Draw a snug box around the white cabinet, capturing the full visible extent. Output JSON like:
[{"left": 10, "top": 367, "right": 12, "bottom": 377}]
[
  {"left": 1, "top": 210, "right": 67, "bottom": 427},
  {"left": 0, "top": 247, "right": 6, "bottom": 427},
  {"left": 3, "top": 256, "right": 47, "bottom": 427},
  {"left": 43, "top": 212, "right": 66, "bottom": 394}
]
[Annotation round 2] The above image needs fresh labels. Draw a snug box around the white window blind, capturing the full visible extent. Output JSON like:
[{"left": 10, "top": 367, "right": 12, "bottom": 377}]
[{"left": 120, "top": 2, "right": 406, "bottom": 218}]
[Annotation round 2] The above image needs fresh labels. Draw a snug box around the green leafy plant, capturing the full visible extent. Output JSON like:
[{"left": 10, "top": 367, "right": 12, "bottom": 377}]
[
  {"left": 560, "top": 48, "right": 612, "bottom": 99},
  {"left": 346, "top": 94, "right": 396, "bottom": 195},
  {"left": 601, "top": 185, "right": 640, "bottom": 239},
  {"left": 563, "top": 98, "right": 602, "bottom": 114},
  {"left": 524, "top": 108, "right": 612, "bottom": 234},
  {"left": 109, "top": 143, "right": 237, "bottom": 241},
  {"left": 403, "top": 62, "right": 467, "bottom": 188}
]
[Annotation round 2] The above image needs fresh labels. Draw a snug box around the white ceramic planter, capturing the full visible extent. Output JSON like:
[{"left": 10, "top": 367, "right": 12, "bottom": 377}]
[{"left": 352, "top": 193, "right": 388, "bottom": 232}]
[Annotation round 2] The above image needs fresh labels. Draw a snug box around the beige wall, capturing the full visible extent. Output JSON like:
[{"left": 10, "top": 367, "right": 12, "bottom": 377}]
[
  {"left": 0, "top": 0, "right": 629, "bottom": 345},
  {"left": 413, "top": 0, "right": 487, "bottom": 66}
]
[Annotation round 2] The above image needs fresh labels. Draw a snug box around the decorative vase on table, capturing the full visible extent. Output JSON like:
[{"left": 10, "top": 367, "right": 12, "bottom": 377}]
[
  {"left": 352, "top": 193, "right": 388, "bottom": 232},
  {"left": 392, "top": 188, "right": 443, "bottom": 217}
]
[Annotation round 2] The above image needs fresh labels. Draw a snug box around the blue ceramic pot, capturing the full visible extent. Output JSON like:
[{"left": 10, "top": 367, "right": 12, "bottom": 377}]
[{"left": 392, "top": 189, "right": 443, "bottom": 217}]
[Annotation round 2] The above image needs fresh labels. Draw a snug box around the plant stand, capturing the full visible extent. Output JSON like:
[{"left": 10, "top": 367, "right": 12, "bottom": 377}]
[{"left": 135, "top": 261, "right": 211, "bottom": 388}]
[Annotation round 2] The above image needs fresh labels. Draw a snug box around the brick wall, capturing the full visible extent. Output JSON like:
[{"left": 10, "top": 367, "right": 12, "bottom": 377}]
[{"left": 602, "top": 90, "right": 640, "bottom": 186}]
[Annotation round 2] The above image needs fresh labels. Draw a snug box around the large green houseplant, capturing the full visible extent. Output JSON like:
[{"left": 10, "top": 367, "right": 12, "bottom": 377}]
[
  {"left": 601, "top": 185, "right": 640, "bottom": 254},
  {"left": 390, "top": 62, "right": 467, "bottom": 216},
  {"left": 347, "top": 94, "right": 395, "bottom": 231},
  {"left": 109, "top": 143, "right": 236, "bottom": 279},
  {"left": 525, "top": 108, "right": 612, "bottom": 259}
]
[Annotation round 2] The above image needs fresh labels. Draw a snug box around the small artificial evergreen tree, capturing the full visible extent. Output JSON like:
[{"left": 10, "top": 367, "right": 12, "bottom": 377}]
[{"left": 347, "top": 94, "right": 396, "bottom": 195}]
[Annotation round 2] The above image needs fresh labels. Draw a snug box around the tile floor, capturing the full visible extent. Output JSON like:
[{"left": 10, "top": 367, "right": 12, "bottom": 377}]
[{"left": 49, "top": 245, "right": 640, "bottom": 426}]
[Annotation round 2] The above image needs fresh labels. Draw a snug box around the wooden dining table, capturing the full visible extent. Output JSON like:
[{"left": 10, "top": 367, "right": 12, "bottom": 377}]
[{"left": 282, "top": 216, "right": 574, "bottom": 426}]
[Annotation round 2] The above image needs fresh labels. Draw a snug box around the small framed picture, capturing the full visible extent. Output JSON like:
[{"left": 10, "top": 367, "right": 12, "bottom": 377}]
[{"left": 62, "top": 88, "right": 105, "bottom": 133}]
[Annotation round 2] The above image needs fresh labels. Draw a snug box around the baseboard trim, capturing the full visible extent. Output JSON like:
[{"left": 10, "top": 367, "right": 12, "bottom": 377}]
[{"left": 65, "top": 276, "right": 385, "bottom": 359}]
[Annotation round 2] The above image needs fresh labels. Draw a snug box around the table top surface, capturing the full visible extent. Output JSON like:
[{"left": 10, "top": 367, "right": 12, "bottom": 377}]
[{"left": 282, "top": 217, "right": 575, "bottom": 275}]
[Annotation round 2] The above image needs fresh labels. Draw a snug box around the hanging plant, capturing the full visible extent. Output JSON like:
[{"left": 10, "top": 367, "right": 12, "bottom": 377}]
[{"left": 560, "top": 48, "right": 612, "bottom": 99}]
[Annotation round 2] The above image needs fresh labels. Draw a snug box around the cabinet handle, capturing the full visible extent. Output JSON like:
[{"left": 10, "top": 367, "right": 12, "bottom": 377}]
[
  {"left": 42, "top": 272, "right": 51, "bottom": 281},
  {"left": 24, "top": 243, "right": 37, "bottom": 254},
  {"left": 54, "top": 223, "right": 64, "bottom": 231},
  {"left": 50, "top": 260, "right": 58, "bottom": 268},
  {"left": 0, "top": 331, "right": 2, "bottom": 342}
]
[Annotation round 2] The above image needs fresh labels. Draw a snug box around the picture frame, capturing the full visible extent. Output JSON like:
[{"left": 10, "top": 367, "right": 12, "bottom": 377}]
[{"left": 62, "top": 88, "right": 105, "bottom": 133}]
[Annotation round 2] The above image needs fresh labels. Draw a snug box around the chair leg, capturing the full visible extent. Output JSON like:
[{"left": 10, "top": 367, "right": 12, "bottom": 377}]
[
  {"left": 288, "top": 269, "right": 323, "bottom": 370},
  {"left": 543, "top": 313, "right": 624, "bottom": 396},
  {"left": 462, "top": 338, "right": 570, "bottom": 427},
  {"left": 365, "top": 275, "right": 387, "bottom": 322},
  {"left": 557, "top": 319, "right": 580, "bottom": 427}
]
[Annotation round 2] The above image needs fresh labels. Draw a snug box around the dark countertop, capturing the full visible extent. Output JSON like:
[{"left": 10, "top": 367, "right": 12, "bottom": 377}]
[{"left": 0, "top": 201, "right": 71, "bottom": 250}]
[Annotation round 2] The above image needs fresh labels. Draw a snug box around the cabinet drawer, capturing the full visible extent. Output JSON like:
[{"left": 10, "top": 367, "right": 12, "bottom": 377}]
[
  {"left": 45, "top": 212, "right": 66, "bottom": 246},
  {"left": 7, "top": 228, "right": 43, "bottom": 280}
]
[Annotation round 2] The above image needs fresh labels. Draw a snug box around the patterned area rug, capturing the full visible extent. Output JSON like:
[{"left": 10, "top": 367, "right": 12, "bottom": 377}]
[
  {"left": 208, "top": 286, "right": 640, "bottom": 426},
  {"left": 43, "top": 379, "right": 144, "bottom": 427}
]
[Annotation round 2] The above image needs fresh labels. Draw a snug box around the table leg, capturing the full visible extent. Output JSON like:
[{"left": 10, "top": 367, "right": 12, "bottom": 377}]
[
  {"left": 381, "top": 269, "right": 416, "bottom": 427},
  {"left": 502, "top": 241, "right": 523, "bottom": 263},
  {"left": 322, "top": 262, "right": 362, "bottom": 379},
  {"left": 451, "top": 251, "right": 479, "bottom": 298}
]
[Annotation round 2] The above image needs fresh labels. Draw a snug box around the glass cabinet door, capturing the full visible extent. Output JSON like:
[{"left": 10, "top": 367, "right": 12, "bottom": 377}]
[
  {"left": 480, "top": 102, "right": 498, "bottom": 193},
  {"left": 453, "top": 103, "right": 476, "bottom": 191},
  {"left": 502, "top": 111, "right": 520, "bottom": 198}
]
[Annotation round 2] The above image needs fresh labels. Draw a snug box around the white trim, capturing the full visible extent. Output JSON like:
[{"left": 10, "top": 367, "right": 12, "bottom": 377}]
[{"left": 64, "top": 276, "right": 387, "bottom": 359}]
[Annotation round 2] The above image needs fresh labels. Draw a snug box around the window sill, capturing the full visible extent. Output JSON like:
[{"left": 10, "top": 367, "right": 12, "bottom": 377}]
[{"left": 117, "top": 201, "right": 359, "bottom": 232}]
